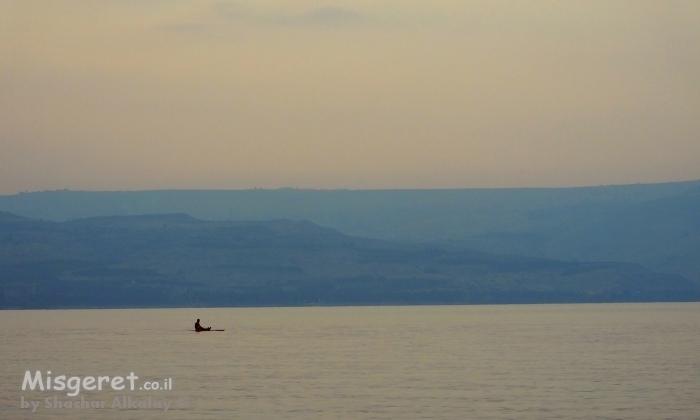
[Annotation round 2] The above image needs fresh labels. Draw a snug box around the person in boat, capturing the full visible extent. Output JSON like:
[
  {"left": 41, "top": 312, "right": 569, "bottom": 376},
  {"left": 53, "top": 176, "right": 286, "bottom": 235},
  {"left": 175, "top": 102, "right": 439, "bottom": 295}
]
[{"left": 194, "top": 319, "right": 211, "bottom": 331}]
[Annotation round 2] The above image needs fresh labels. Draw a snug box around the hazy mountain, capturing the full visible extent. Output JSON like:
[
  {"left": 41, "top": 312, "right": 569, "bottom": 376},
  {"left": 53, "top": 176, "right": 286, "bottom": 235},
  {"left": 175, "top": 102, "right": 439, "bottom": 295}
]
[
  {"left": 1, "top": 182, "right": 698, "bottom": 239},
  {"left": 0, "top": 181, "right": 698, "bottom": 283},
  {"left": 459, "top": 185, "right": 700, "bottom": 282},
  {"left": 0, "top": 212, "right": 696, "bottom": 309}
]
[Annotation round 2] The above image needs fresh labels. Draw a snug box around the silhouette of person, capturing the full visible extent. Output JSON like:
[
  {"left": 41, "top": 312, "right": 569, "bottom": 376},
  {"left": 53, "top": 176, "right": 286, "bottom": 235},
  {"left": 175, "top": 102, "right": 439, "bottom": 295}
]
[{"left": 194, "top": 318, "right": 211, "bottom": 331}]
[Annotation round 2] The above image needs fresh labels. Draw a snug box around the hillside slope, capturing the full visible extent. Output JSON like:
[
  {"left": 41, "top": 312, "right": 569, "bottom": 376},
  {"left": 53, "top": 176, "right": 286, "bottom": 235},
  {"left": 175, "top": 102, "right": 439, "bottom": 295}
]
[
  {"left": 462, "top": 186, "right": 700, "bottom": 282},
  {"left": 0, "top": 212, "right": 696, "bottom": 308},
  {"left": 1, "top": 182, "right": 698, "bottom": 285}
]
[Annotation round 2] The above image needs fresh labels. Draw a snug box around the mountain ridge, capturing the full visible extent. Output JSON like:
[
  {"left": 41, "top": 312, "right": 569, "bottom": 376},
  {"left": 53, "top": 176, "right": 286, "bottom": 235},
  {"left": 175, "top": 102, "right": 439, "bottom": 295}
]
[
  {"left": 1, "top": 212, "right": 696, "bottom": 309},
  {"left": 1, "top": 181, "right": 698, "bottom": 283}
]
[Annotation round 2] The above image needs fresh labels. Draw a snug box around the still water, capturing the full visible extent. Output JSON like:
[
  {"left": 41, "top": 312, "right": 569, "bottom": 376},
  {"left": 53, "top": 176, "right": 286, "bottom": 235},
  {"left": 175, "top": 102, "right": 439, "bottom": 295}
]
[{"left": 1, "top": 303, "right": 699, "bottom": 419}]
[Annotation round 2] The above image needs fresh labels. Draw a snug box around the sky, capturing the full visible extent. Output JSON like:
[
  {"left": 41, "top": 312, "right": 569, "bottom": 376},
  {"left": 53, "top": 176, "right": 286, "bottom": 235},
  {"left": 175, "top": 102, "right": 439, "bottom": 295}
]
[{"left": 1, "top": 1, "right": 699, "bottom": 194}]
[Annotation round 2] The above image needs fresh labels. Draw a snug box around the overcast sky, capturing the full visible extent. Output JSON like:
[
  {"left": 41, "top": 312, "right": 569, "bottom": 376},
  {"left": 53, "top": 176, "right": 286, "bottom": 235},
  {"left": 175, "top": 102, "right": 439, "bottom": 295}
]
[{"left": 1, "top": 1, "right": 698, "bottom": 194}]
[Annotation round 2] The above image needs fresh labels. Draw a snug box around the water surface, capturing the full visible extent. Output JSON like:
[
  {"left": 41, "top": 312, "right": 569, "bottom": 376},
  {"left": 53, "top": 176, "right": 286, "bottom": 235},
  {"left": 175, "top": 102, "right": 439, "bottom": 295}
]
[{"left": 1, "top": 303, "right": 699, "bottom": 419}]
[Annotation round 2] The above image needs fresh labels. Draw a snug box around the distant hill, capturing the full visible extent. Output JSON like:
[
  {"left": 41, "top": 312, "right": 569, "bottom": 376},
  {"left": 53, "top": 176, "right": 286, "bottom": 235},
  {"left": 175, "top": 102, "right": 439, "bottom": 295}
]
[
  {"left": 0, "top": 213, "right": 696, "bottom": 309},
  {"left": 1, "top": 182, "right": 698, "bottom": 238},
  {"left": 459, "top": 185, "right": 700, "bottom": 282},
  {"left": 0, "top": 181, "right": 698, "bottom": 283}
]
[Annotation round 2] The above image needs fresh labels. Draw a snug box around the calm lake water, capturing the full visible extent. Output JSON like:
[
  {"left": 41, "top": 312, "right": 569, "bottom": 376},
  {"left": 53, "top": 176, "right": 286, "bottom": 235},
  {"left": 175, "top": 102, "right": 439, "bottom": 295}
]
[{"left": 1, "top": 303, "right": 699, "bottom": 419}]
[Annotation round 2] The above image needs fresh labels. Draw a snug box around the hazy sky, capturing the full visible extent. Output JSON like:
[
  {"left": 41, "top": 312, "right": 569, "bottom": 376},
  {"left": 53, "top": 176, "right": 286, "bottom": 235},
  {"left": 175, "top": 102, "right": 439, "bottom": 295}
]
[{"left": 1, "top": 1, "right": 699, "bottom": 193}]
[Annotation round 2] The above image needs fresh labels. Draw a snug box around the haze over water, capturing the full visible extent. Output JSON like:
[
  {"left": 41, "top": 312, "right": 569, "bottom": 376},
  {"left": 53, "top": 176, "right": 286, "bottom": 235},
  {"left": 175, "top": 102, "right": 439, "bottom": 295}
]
[{"left": 2, "top": 303, "right": 698, "bottom": 419}]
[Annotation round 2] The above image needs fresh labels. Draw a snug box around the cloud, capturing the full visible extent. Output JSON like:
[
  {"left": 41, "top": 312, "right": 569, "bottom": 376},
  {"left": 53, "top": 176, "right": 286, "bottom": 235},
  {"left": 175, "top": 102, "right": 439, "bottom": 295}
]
[
  {"left": 214, "top": 2, "right": 368, "bottom": 28},
  {"left": 158, "top": 23, "right": 210, "bottom": 34},
  {"left": 287, "top": 7, "right": 366, "bottom": 27}
]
